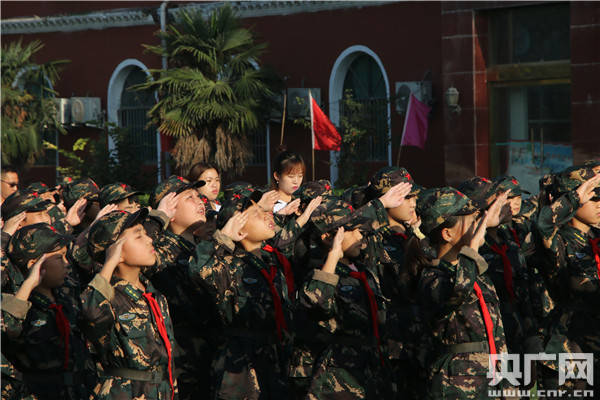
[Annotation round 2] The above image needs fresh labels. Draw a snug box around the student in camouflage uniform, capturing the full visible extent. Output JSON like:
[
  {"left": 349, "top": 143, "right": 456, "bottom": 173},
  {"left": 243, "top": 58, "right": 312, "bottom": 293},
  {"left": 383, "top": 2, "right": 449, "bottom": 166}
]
[
  {"left": 188, "top": 187, "right": 295, "bottom": 399},
  {"left": 144, "top": 175, "right": 216, "bottom": 399},
  {"left": 98, "top": 182, "right": 143, "bottom": 211},
  {"left": 3, "top": 223, "right": 94, "bottom": 399},
  {"left": 535, "top": 166, "right": 600, "bottom": 389},
  {"left": 61, "top": 178, "right": 100, "bottom": 235},
  {"left": 82, "top": 209, "right": 178, "bottom": 400},
  {"left": 364, "top": 166, "right": 430, "bottom": 398},
  {"left": 415, "top": 187, "right": 511, "bottom": 399}
]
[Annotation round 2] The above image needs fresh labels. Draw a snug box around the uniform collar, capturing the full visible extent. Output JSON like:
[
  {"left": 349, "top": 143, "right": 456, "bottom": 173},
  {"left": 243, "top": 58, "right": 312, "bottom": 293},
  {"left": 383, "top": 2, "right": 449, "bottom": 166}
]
[{"left": 112, "top": 274, "right": 156, "bottom": 301}]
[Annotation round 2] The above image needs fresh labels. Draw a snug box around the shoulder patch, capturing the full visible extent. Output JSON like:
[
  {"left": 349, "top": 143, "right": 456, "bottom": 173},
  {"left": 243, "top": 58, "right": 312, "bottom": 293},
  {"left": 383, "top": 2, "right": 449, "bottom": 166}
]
[
  {"left": 31, "top": 319, "right": 47, "bottom": 327},
  {"left": 340, "top": 285, "right": 354, "bottom": 292},
  {"left": 575, "top": 252, "right": 587, "bottom": 259},
  {"left": 118, "top": 313, "right": 136, "bottom": 322},
  {"left": 243, "top": 277, "right": 258, "bottom": 285}
]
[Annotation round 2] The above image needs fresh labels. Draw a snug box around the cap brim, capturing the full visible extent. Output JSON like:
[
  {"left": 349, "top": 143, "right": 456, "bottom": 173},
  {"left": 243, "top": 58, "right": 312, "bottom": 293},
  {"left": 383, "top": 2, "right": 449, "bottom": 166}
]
[
  {"left": 455, "top": 198, "right": 481, "bottom": 216},
  {"left": 121, "top": 208, "right": 149, "bottom": 234},
  {"left": 28, "top": 199, "right": 52, "bottom": 212}
]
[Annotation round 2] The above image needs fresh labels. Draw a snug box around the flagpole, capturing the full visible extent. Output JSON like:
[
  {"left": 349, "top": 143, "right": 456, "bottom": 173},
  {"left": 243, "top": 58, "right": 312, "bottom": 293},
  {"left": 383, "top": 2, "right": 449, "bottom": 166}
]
[
  {"left": 280, "top": 92, "right": 287, "bottom": 146},
  {"left": 310, "top": 92, "right": 316, "bottom": 181},
  {"left": 396, "top": 93, "right": 413, "bottom": 166}
]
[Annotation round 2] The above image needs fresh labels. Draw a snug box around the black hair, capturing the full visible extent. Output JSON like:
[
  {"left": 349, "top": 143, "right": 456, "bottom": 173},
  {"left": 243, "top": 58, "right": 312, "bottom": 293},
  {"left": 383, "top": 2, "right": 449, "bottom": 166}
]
[
  {"left": 271, "top": 151, "right": 306, "bottom": 189},
  {"left": 1, "top": 165, "right": 18, "bottom": 176},
  {"left": 187, "top": 162, "right": 219, "bottom": 183}
]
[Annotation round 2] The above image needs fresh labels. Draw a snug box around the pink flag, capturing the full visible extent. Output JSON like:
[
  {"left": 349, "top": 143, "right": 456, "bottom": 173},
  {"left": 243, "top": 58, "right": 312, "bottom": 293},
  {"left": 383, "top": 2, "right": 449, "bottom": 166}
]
[{"left": 400, "top": 93, "right": 431, "bottom": 150}]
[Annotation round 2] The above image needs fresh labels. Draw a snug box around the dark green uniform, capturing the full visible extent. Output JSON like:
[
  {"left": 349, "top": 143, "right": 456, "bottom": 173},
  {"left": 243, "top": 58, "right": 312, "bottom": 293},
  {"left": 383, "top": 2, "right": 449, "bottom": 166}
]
[
  {"left": 189, "top": 230, "right": 294, "bottom": 399},
  {"left": 535, "top": 166, "right": 600, "bottom": 388}
]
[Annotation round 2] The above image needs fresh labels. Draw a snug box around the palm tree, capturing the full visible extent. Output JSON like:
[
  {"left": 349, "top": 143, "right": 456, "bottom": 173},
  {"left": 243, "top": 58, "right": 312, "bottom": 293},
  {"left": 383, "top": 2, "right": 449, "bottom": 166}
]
[
  {"left": 1, "top": 39, "right": 69, "bottom": 168},
  {"left": 134, "top": 6, "right": 279, "bottom": 176}
]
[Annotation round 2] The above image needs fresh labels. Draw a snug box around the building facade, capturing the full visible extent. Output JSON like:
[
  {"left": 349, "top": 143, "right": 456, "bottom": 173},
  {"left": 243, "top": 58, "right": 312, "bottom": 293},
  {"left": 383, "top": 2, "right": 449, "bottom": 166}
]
[{"left": 2, "top": 1, "right": 599, "bottom": 192}]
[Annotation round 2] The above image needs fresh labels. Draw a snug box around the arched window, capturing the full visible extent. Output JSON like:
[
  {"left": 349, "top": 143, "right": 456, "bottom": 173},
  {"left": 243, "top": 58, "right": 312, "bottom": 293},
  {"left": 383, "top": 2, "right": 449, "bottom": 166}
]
[
  {"left": 341, "top": 54, "right": 388, "bottom": 161},
  {"left": 118, "top": 67, "right": 157, "bottom": 163}
]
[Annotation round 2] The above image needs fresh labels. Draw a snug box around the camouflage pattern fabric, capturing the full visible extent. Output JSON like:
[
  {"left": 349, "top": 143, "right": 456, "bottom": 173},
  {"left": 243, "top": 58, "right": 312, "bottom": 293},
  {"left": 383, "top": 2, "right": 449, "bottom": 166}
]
[
  {"left": 188, "top": 231, "right": 293, "bottom": 399},
  {"left": 80, "top": 274, "right": 178, "bottom": 399},
  {"left": 418, "top": 247, "right": 511, "bottom": 399},
  {"left": 26, "top": 182, "right": 54, "bottom": 194},
  {"left": 535, "top": 186, "right": 600, "bottom": 385},
  {"left": 98, "top": 182, "right": 142, "bottom": 208},
  {"left": 145, "top": 229, "right": 219, "bottom": 400},
  {"left": 61, "top": 178, "right": 99, "bottom": 209},
  {"left": 6, "top": 223, "right": 71, "bottom": 270},
  {"left": 369, "top": 166, "right": 421, "bottom": 197},
  {"left": 457, "top": 176, "right": 497, "bottom": 208},
  {"left": 46, "top": 204, "right": 72, "bottom": 235},
  {"left": 417, "top": 187, "right": 479, "bottom": 235},
  {"left": 0, "top": 190, "right": 50, "bottom": 220},
  {"left": 298, "top": 262, "right": 395, "bottom": 399},
  {"left": 2, "top": 288, "right": 95, "bottom": 399},
  {"left": 150, "top": 175, "right": 205, "bottom": 209}
]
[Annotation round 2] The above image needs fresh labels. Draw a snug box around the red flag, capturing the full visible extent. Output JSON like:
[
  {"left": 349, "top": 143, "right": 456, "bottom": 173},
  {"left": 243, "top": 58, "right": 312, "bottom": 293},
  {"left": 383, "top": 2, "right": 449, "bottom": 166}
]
[
  {"left": 400, "top": 93, "right": 430, "bottom": 150},
  {"left": 310, "top": 92, "right": 341, "bottom": 151}
]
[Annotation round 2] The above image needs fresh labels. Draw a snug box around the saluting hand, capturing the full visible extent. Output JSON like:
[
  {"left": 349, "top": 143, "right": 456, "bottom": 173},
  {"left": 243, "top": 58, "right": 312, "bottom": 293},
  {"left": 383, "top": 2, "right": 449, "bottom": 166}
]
[
  {"left": 221, "top": 210, "right": 249, "bottom": 242},
  {"left": 577, "top": 174, "right": 600, "bottom": 204},
  {"left": 469, "top": 210, "right": 490, "bottom": 251},
  {"left": 16, "top": 254, "right": 48, "bottom": 301},
  {"left": 322, "top": 227, "right": 344, "bottom": 274},
  {"left": 258, "top": 190, "right": 279, "bottom": 212},
  {"left": 93, "top": 204, "right": 119, "bottom": 224},
  {"left": 65, "top": 198, "right": 87, "bottom": 227},
  {"left": 276, "top": 198, "right": 300, "bottom": 216},
  {"left": 296, "top": 196, "right": 323, "bottom": 227},
  {"left": 157, "top": 192, "right": 179, "bottom": 219},
  {"left": 101, "top": 237, "right": 126, "bottom": 281},
  {"left": 3, "top": 212, "right": 27, "bottom": 236},
  {"left": 379, "top": 182, "right": 412, "bottom": 209}
]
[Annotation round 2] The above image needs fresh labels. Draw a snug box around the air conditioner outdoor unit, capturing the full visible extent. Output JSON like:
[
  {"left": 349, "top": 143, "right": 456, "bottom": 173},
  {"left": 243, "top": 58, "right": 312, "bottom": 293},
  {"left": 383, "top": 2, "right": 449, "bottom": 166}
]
[
  {"left": 70, "top": 97, "right": 101, "bottom": 124},
  {"left": 52, "top": 98, "right": 71, "bottom": 125}
]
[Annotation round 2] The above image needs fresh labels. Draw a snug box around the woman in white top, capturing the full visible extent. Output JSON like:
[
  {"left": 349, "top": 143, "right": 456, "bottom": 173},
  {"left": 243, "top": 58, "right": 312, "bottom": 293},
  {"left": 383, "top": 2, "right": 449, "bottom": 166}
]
[
  {"left": 188, "top": 162, "right": 222, "bottom": 212},
  {"left": 271, "top": 151, "right": 305, "bottom": 213}
]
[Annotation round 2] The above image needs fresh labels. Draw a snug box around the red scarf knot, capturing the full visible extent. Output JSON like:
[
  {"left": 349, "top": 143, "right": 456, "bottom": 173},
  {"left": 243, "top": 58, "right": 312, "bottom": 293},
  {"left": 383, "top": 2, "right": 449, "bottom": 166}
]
[
  {"left": 262, "top": 244, "right": 295, "bottom": 298},
  {"left": 349, "top": 270, "right": 384, "bottom": 366},
  {"left": 490, "top": 243, "right": 516, "bottom": 302},
  {"left": 142, "top": 293, "right": 174, "bottom": 400},
  {"left": 49, "top": 303, "right": 70, "bottom": 370},
  {"left": 259, "top": 266, "right": 288, "bottom": 341}
]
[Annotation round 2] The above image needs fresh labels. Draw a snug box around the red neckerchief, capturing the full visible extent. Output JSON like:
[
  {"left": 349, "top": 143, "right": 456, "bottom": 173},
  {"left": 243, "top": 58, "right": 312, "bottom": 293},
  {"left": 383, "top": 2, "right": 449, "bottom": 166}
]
[
  {"left": 509, "top": 228, "right": 521, "bottom": 248},
  {"left": 349, "top": 270, "right": 384, "bottom": 366},
  {"left": 489, "top": 243, "right": 516, "bottom": 302},
  {"left": 590, "top": 238, "right": 600, "bottom": 280},
  {"left": 393, "top": 231, "right": 407, "bottom": 240},
  {"left": 142, "top": 293, "right": 174, "bottom": 400},
  {"left": 473, "top": 282, "right": 498, "bottom": 369},
  {"left": 49, "top": 303, "right": 70, "bottom": 370},
  {"left": 262, "top": 244, "right": 295, "bottom": 299},
  {"left": 259, "top": 266, "right": 288, "bottom": 341}
]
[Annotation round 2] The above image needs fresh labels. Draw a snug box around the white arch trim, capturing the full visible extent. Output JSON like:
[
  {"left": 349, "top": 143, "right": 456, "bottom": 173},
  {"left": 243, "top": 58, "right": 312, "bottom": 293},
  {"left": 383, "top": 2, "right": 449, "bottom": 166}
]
[
  {"left": 328, "top": 45, "right": 392, "bottom": 186},
  {"left": 107, "top": 58, "right": 162, "bottom": 182}
]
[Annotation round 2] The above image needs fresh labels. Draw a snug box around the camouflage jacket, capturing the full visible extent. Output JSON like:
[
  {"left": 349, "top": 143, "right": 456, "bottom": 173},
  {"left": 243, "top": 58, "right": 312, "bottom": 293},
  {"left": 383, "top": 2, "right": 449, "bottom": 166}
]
[
  {"left": 297, "top": 262, "right": 395, "bottom": 398},
  {"left": 80, "top": 273, "right": 177, "bottom": 400},
  {"left": 1, "top": 254, "right": 24, "bottom": 295},
  {"left": 1, "top": 288, "right": 94, "bottom": 399},
  {"left": 536, "top": 191, "right": 600, "bottom": 344},
  {"left": 418, "top": 247, "right": 508, "bottom": 374},
  {"left": 188, "top": 231, "right": 294, "bottom": 398},
  {"left": 479, "top": 230, "right": 536, "bottom": 341}
]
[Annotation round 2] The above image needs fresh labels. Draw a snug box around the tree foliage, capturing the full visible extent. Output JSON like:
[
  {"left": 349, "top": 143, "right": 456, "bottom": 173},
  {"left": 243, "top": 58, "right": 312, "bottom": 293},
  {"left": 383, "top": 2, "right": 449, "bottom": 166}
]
[
  {"left": 134, "top": 6, "right": 279, "bottom": 176},
  {"left": 1, "top": 39, "right": 69, "bottom": 168}
]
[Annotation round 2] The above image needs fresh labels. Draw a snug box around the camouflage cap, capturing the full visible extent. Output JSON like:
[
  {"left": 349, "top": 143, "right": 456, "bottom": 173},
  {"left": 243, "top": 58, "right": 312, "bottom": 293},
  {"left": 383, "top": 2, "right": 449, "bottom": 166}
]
[
  {"left": 150, "top": 175, "right": 205, "bottom": 208},
  {"left": 583, "top": 159, "right": 600, "bottom": 169},
  {"left": 310, "top": 196, "right": 366, "bottom": 233},
  {"left": 57, "top": 176, "right": 74, "bottom": 187},
  {"left": 7, "top": 223, "right": 71, "bottom": 269},
  {"left": 369, "top": 166, "right": 421, "bottom": 197},
  {"left": 87, "top": 208, "right": 149, "bottom": 263},
  {"left": 293, "top": 180, "right": 333, "bottom": 205},
  {"left": 62, "top": 178, "right": 100, "bottom": 209},
  {"left": 493, "top": 176, "right": 531, "bottom": 197},
  {"left": 216, "top": 187, "right": 263, "bottom": 230},
  {"left": 554, "top": 165, "right": 598, "bottom": 196},
  {"left": 27, "top": 182, "right": 54, "bottom": 194},
  {"left": 99, "top": 182, "right": 143, "bottom": 208},
  {"left": 1, "top": 190, "right": 51, "bottom": 220},
  {"left": 222, "top": 182, "right": 256, "bottom": 202},
  {"left": 417, "top": 187, "right": 480, "bottom": 235},
  {"left": 457, "top": 176, "right": 497, "bottom": 208}
]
